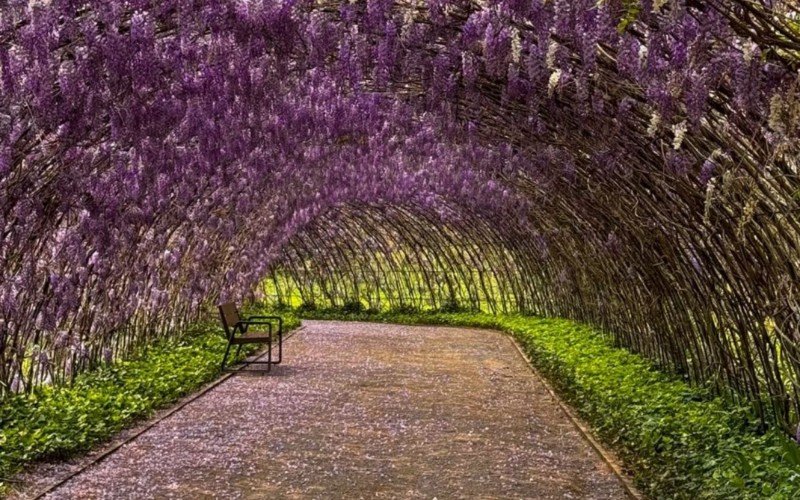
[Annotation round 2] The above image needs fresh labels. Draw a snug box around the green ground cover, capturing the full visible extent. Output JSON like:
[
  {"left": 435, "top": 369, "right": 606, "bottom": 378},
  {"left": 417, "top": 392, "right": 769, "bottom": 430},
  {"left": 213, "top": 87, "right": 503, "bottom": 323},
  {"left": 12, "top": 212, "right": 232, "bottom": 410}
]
[
  {"left": 0, "top": 310, "right": 299, "bottom": 492},
  {"left": 298, "top": 307, "right": 800, "bottom": 499}
]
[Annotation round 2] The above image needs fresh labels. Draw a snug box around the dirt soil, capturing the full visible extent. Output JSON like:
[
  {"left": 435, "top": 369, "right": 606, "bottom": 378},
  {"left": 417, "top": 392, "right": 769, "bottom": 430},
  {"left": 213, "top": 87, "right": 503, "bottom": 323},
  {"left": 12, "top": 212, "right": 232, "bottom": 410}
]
[{"left": 27, "top": 320, "right": 630, "bottom": 499}]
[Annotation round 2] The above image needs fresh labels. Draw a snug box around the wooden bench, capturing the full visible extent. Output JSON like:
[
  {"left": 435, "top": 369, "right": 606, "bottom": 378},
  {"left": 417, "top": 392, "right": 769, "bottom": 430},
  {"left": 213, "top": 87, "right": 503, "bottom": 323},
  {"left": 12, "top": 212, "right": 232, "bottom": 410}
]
[{"left": 218, "top": 302, "right": 283, "bottom": 371}]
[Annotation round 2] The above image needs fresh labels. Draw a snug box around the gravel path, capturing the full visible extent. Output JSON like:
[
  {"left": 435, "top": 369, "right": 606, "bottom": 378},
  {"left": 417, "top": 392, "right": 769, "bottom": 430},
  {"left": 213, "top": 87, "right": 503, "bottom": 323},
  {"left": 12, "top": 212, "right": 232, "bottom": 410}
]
[{"left": 43, "top": 320, "right": 629, "bottom": 499}]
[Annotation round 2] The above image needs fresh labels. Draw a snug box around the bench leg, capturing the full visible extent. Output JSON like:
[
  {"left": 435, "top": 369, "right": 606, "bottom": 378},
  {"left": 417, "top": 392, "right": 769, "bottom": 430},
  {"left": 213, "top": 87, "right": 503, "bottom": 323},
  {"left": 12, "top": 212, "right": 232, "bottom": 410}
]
[
  {"left": 220, "top": 340, "right": 233, "bottom": 371},
  {"left": 267, "top": 337, "right": 272, "bottom": 372}
]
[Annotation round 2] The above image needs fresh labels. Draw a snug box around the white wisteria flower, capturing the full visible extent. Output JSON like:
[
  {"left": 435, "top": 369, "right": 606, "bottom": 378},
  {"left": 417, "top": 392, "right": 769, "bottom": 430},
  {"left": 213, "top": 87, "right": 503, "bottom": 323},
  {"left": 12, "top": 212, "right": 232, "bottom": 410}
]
[
  {"left": 546, "top": 41, "right": 559, "bottom": 70},
  {"left": 548, "top": 69, "right": 562, "bottom": 96},
  {"left": 511, "top": 28, "right": 522, "bottom": 64},
  {"left": 647, "top": 111, "right": 661, "bottom": 137},
  {"left": 672, "top": 120, "right": 688, "bottom": 150}
]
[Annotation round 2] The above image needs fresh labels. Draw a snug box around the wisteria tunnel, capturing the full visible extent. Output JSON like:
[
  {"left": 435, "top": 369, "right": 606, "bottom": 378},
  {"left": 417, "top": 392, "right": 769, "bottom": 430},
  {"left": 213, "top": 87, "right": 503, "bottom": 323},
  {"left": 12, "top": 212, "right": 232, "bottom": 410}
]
[{"left": 4, "top": 0, "right": 800, "bottom": 485}]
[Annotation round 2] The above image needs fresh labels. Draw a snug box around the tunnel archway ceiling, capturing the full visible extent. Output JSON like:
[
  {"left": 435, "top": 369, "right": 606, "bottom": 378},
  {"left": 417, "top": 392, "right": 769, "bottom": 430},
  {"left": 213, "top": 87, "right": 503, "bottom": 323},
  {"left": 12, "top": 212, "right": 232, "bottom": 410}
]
[{"left": 3, "top": 1, "right": 800, "bottom": 426}]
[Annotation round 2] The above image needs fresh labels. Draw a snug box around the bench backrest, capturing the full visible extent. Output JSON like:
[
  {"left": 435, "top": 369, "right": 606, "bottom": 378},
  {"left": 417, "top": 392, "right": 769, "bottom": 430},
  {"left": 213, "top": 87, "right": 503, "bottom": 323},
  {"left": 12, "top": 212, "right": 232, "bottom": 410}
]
[{"left": 218, "top": 302, "right": 241, "bottom": 336}]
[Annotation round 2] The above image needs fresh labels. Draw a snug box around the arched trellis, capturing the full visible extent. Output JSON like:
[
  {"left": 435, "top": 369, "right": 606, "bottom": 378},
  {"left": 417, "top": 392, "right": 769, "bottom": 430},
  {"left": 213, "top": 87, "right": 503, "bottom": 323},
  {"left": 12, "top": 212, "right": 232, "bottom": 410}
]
[
  {"left": 2, "top": 0, "right": 800, "bottom": 432},
  {"left": 273, "top": 168, "right": 800, "bottom": 428},
  {"left": 268, "top": 204, "right": 531, "bottom": 313}
]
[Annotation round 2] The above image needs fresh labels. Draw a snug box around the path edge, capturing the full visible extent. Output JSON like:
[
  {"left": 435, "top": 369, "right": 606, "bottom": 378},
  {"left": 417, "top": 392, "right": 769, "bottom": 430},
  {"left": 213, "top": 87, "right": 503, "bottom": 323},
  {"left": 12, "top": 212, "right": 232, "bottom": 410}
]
[
  {"left": 505, "top": 332, "right": 644, "bottom": 500},
  {"left": 27, "top": 325, "right": 307, "bottom": 500}
]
